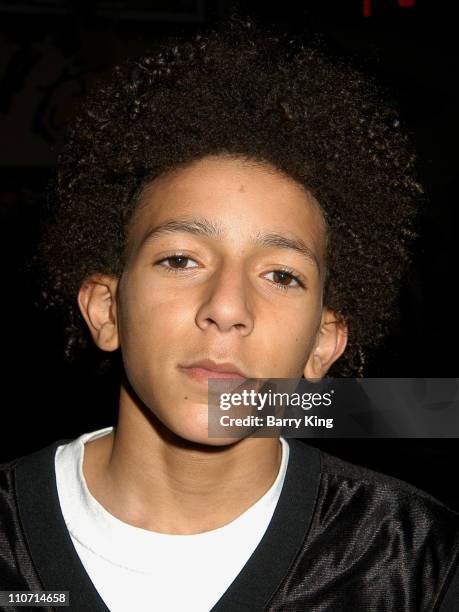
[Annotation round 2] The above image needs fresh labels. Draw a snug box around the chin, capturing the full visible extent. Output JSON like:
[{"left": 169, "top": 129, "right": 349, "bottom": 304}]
[{"left": 163, "top": 404, "right": 243, "bottom": 448}]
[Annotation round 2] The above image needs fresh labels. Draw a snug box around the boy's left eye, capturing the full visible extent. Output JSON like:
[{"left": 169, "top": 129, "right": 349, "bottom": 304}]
[
  {"left": 264, "top": 270, "right": 303, "bottom": 289},
  {"left": 155, "top": 256, "right": 304, "bottom": 290}
]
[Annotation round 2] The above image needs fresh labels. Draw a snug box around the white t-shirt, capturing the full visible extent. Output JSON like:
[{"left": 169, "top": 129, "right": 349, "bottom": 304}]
[{"left": 55, "top": 428, "right": 289, "bottom": 612}]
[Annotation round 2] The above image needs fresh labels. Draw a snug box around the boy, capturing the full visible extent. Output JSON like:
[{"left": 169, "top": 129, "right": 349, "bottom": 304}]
[{"left": 1, "top": 18, "right": 458, "bottom": 611}]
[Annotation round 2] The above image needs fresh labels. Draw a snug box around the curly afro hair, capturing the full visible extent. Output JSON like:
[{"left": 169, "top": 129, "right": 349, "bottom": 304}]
[{"left": 35, "top": 17, "right": 423, "bottom": 377}]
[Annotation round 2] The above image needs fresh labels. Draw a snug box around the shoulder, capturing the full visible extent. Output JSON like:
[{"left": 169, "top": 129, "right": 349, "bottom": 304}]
[
  {"left": 0, "top": 451, "right": 32, "bottom": 503},
  {"left": 0, "top": 456, "right": 20, "bottom": 533},
  {"left": 277, "top": 441, "right": 459, "bottom": 611},
  {"left": 319, "top": 446, "right": 455, "bottom": 503},
  {"left": 0, "top": 438, "right": 70, "bottom": 482},
  {"left": 0, "top": 440, "right": 66, "bottom": 517},
  {"left": 0, "top": 453, "right": 28, "bottom": 541},
  {"left": 317, "top": 447, "right": 459, "bottom": 529},
  {"left": 0, "top": 441, "right": 69, "bottom": 590}
]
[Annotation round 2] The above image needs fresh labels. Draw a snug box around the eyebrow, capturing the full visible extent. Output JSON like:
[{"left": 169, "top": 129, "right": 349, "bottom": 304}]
[{"left": 138, "top": 217, "right": 320, "bottom": 272}]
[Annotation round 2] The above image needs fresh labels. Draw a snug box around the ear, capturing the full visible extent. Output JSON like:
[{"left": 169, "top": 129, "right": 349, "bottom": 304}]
[
  {"left": 77, "top": 274, "right": 120, "bottom": 352},
  {"left": 303, "top": 307, "right": 348, "bottom": 380}
]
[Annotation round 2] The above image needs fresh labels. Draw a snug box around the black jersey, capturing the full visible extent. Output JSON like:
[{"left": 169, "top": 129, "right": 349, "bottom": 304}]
[{"left": 1, "top": 437, "right": 458, "bottom": 611}]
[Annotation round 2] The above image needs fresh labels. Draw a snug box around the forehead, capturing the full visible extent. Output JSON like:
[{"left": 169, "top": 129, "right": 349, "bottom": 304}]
[{"left": 127, "top": 155, "right": 327, "bottom": 265}]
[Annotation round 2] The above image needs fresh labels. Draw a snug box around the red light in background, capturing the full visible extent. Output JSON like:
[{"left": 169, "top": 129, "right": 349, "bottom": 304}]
[{"left": 363, "top": 0, "right": 416, "bottom": 17}]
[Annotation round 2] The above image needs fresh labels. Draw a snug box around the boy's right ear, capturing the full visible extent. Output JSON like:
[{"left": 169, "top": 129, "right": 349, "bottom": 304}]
[{"left": 77, "top": 274, "right": 120, "bottom": 352}]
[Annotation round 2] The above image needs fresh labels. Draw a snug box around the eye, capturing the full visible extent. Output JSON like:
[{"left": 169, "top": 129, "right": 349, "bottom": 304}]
[
  {"left": 155, "top": 255, "right": 199, "bottom": 271},
  {"left": 264, "top": 269, "right": 305, "bottom": 291}
]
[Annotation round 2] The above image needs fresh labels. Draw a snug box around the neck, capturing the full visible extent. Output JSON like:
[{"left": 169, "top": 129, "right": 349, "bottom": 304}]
[{"left": 83, "top": 385, "right": 282, "bottom": 535}]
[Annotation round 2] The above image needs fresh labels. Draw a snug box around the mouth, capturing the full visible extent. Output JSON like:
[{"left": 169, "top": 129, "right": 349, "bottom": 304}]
[{"left": 178, "top": 359, "right": 248, "bottom": 384}]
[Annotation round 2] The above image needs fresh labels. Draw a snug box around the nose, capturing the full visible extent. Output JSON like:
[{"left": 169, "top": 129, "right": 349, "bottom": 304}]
[{"left": 195, "top": 262, "right": 254, "bottom": 335}]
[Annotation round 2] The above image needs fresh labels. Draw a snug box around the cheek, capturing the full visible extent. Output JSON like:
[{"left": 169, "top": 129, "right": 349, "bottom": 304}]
[
  {"left": 118, "top": 279, "right": 193, "bottom": 361},
  {"left": 117, "top": 295, "right": 188, "bottom": 409},
  {"left": 254, "top": 309, "right": 319, "bottom": 376}
]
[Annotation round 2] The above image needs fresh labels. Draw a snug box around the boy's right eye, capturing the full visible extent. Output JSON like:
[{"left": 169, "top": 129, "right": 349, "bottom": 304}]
[{"left": 155, "top": 255, "right": 199, "bottom": 271}]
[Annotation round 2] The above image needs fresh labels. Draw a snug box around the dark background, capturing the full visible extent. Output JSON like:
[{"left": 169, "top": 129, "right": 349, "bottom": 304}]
[{"left": 1, "top": 1, "right": 458, "bottom": 508}]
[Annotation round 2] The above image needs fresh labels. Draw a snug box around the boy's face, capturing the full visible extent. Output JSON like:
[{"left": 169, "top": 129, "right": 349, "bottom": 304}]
[{"left": 80, "top": 155, "right": 346, "bottom": 444}]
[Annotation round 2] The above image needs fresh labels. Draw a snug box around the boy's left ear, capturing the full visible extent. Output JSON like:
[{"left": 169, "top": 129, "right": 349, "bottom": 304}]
[{"left": 303, "top": 307, "right": 348, "bottom": 380}]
